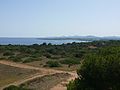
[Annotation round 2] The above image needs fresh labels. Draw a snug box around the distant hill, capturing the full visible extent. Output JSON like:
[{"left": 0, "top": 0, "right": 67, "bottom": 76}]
[{"left": 37, "top": 36, "right": 120, "bottom": 41}]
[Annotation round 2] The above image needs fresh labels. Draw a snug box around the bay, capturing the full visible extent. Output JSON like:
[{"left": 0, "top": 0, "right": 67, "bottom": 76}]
[{"left": 0, "top": 38, "right": 87, "bottom": 45}]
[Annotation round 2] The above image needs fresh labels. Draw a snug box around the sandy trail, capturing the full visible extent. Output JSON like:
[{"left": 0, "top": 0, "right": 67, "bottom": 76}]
[
  {"left": 0, "top": 60, "right": 77, "bottom": 90},
  {"left": 50, "top": 71, "right": 77, "bottom": 90},
  {"left": 0, "top": 60, "right": 53, "bottom": 72}
]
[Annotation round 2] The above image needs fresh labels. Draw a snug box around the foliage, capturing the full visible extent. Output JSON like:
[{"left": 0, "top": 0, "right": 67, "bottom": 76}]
[
  {"left": 22, "top": 57, "right": 38, "bottom": 63},
  {"left": 67, "top": 46, "right": 120, "bottom": 90},
  {"left": 46, "top": 61, "right": 61, "bottom": 67},
  {"left": 3, "top": 85, "right": 30, "bottom": 90},
  {"left": 8, "top": 56, "right": 21, "bottom": 62},
  {"left": 60, "top": 58, "right": 80, "bottom": 65},
  {"left": 1, "top": 40, "right": 120, "bottom": 89},
  {"left": 43, "top": 53, "right": 51, "bottom": 58},
  {"left": 0, "top": 40, "right": 120, "bottom": 63},
  {"left": 67, "top": 78, "right": 94, "bottom": 90},
  {"left": 74, "top": 50, "right": 85, "bottom": 58},
  {"left": 3, "top": 51, "right": 14, "bottom": 56}
]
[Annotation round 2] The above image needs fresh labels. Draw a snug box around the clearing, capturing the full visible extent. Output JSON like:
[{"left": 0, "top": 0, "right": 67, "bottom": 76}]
[{"left": 0, "top": 60, "right": 77, "bottom": 90}]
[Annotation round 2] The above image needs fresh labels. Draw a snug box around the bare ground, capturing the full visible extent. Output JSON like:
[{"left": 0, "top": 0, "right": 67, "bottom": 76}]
[
  {"left": 0, "top": 60, "right": 77, "bottom": 90},
  {"left": 0, "top": 63, "right": 39, "bottom": 89},
  {"left": 21, "top": 73, "right": 71, "bottom": 90}
]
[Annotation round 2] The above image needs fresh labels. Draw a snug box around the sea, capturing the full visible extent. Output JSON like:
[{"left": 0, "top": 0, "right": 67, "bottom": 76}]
[{"left": 0, "top": 38, "right": 87, "bottom": 45}]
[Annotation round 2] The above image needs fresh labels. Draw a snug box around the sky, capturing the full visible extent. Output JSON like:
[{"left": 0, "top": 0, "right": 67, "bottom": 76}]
[{"left": 0, "top": 0, "right": 120, "bottom": 37}]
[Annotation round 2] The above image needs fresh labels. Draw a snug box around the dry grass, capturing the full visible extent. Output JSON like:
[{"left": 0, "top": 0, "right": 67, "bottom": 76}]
[
  {"left": 21, "top": 73, "right": 71, "bottom": 90},
  {"left": 0, "top": 64, "right": 37, "bottom": 87},
  {"left": 26, "top": 58, "right": 79, "bottom": 71}
]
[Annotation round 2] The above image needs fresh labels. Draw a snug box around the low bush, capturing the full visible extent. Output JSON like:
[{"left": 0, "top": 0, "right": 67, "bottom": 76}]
[
  {"left": 50, "top": 56, "right": 61, "bottom": 59},
  {"left": 46, "top": 61, "right": 60, "bottom": 67},
  {"left": 60, "top": 58, "right": 80, "bottom": 65},
  {"left": 44, "top": 53, "right": 51, "bottom": 58},
  {"left": 3, "top": 85, "right": 30, "bottom": 90},
  {"left": 3, "top": 51, "right": 14, "bottom": 56},
  {"left": 22, "top": 57, "right": 38, "bottom": 63},
  {"left": 0, "top": 57, "right": 6, "bottom": 60},
  {"left": 8, "top": 56, "right": 21, "bottom": 62},
  {"left": 67, "top": 49, "right": 120, "bottom": 90}
]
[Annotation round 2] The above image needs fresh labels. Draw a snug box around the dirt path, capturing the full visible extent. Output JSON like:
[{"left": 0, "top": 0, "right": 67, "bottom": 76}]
[
  {"left": 0, "top": 60, "right": 53, "bottom": 72},
  {"left": 50, "top": 71, "right": 77, "bottom": 90},
  {"left": 0, "top": 60, "right": 77, "bottom": 90}
]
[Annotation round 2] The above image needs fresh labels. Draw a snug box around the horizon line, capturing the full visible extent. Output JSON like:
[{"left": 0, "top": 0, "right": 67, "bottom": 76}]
[{"left": 0, "top": 35, "right": 120, "bottom": 38}]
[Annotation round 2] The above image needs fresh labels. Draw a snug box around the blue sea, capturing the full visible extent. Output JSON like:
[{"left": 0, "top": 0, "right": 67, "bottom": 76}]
[{"left": 0, "top": 38, "right": 87, "bottom": 45}]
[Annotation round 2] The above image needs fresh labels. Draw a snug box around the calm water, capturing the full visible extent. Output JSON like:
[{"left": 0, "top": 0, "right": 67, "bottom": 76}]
[{"left": 0, "top": 38, "right": 87, "bottom": 45}]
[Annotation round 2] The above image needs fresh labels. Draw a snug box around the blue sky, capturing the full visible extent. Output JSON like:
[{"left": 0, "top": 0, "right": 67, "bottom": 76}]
[{"left": 0, "top": 0, "right": 120, "bottom": 37}]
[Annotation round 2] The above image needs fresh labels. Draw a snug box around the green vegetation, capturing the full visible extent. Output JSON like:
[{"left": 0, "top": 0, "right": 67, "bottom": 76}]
[
  {"left": 46, "top": 61, "right": 61, "bottom": 67},
  {"left": 3, "top": 51, "right": 14, "bottom": 56},
  {"left": 1, "top": 40, "right": 120, "bottom": 89},
  {"left": 3, "top": 85, "right": 30, "bottom": 90},
  {"left": 60, "top": 58, "right": 80, "bottom": 67},
  {"left": 67, "top": 46, "right": 120, "bottom": 90},
  {"left": 0, "top": 40, "right": 120, "bottom": 67}
]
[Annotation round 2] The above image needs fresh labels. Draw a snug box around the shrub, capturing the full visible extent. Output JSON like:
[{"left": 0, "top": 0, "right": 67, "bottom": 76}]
[
  {"left": 67, "top": 78, "right": 94, "bottom": 90},
  {"left": 30, "top": 54, "right": 41, "bottom": 58},
  {"left": 50, "top": 56, "right": 61, "bottom": 59},
  {"left": 68, "top": 53, "right": 120, "bottom": 90},
  {"left": 44, "top": 53, "right": 51, "bottom": 58},
  {"left": 3, "top": 51, "right": 14, "bottom": 56},
  {"left": 22, "top": 57, "right": 38, "bottom": 63},
  {"left": 3, "top": 85, "right": 18, "bottom": 90},
  {"left": 0, "top": 57, "right": 6, "bottom": 60},
  {"left": 46, "top": 61, "right": 60, "bottom": 67},
  {"left": 3, "top": 85, "right": 29, "bottom": 90},
  {"left": 60, "top": 58, "right": 80, "bottom": 65},
  {"left": 74, "top": 51, "right": 85, "bottom": 58},
  {"left": 46, "top": 48, "right": 57, "bottom": 55},
  {"left": 8, "top": 56, "right": 21, "bottom": 62}
]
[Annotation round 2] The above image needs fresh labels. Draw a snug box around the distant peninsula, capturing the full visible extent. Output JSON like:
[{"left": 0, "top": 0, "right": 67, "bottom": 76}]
[{"left": 37, "top": 36, "right": 120, "bottom": 41}]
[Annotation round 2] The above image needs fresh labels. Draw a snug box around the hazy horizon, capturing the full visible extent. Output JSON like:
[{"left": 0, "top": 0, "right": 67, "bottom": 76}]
[
  {"left": 0, "top": 35, "right": 120, "bottom": 38},
  {"left": 0, "top": 0, "right": 120, "bottom": 37}
]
